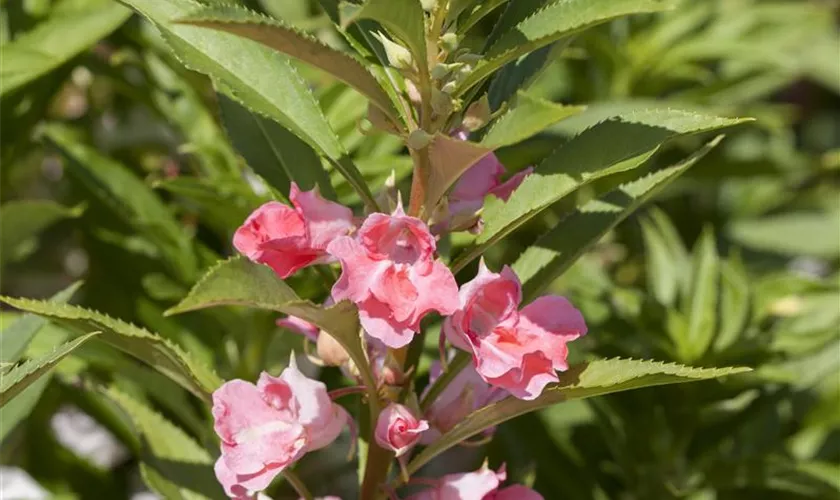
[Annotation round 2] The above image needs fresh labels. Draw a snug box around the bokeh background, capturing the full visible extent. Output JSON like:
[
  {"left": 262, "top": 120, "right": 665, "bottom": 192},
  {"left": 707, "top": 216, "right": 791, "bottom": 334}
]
[{"left": 1, "top": 0, "right": 838, "bottom": 498}]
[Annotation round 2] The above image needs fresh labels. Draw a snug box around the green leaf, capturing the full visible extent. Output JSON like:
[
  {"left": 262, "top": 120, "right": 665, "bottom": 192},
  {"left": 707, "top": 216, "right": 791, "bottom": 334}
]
[
  {"left": 404, "top": 358, "right": 750, "bottom": 478},
  {"left": 425, "top": 133, "right": 494, "bottom": 212},
  {"left": 178, "top": 4, "right": 397, "bottom": 118},
  {"left": 513, "top": 137, "right": 721, "bottom": 303},
  {"left": 0, "top": 297, "right": 222, "bottom": 401},
  {"left": 217, "top": 93, "right": 335, "bottom": 199},
  {"left": 166, "top": 257, "right": 377, "bottom": 402},
  {"left": 480, "top": 91, "right": 585, "bottom": 148},
  {"left": 452, "top": 110, "right": 746, "bottom": 272},
  {"left": 715, "top": 255, "right": 750, "bottom": 351},
  {"left": 457, "top": 0, "right": 509, "bottom": 35},
  {"left": 0, "top": 332, "right": 99, "bottom": 407},
  {"left": 342, "top": 0, "right": 427, "bottom": 66},
  {"left": 0, "top": 200, "right": 84, "bottom": 266},
  {"left": 486, "top": 45, "right": 554, "bottom": 111},
  {"left": 0, "top": 0, "right": 131, "bottom": 96},
  {"left": 641, "top": 213, "right": 681, "bottom": 307},
  {"left": 122, "top": 0, "right": 378, "bottom": 208},
  {"left": 0, "top": 281, "right": 83, "bottom": 364},
  {"left": 680, "top": 227, "right": 719, "bottom": 362},
  {"left": 42, "top": 124, "right": 198, "bottom": 283},
  {"left": 727, "top": 212, "right": 840, "bottom": 258},
  {"left": 105, "top": 387, "right": 223, "bottom": 500},
  {"left": 457, "top": 0, "right": 676, "bottom": 95}
]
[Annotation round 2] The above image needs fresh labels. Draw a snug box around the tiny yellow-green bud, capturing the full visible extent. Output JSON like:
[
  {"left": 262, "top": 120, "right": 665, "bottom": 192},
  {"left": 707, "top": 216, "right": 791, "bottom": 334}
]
[{"left": 407, "top": 129, "right": 433, "bottom": 150}]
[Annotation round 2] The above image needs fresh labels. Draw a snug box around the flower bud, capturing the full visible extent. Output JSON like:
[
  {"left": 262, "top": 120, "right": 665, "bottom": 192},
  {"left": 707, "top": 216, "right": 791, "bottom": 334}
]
[
  {"left": 407, "top": 129, "right": 433, "bottom": 150},
  {"left": 374, "top": 403, "right": 428, "bottom": 457},
  {"left": 431, "top": 87, "right": 454, "bottom": 116},
  {"left": 316, "top": 331, "right": 351, "bottom": 367},
  {"left": 440, "top": 32, "right": 459, "bottom": 52},
  {"left": 373, "top": 32, "right": 413, "bottom": 70}
]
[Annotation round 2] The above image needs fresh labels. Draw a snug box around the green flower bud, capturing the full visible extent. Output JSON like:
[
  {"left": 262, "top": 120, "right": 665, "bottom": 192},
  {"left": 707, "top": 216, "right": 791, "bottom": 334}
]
[
  {"left": 373, "top": 32, "right": 413, "bottom": 70},
  {"left": 407, "top": 129, "right": 433, "bottom": 150}
]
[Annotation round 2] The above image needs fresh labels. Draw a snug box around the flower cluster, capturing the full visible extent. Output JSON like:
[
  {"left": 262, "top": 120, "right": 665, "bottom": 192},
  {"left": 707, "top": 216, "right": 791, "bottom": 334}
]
[{"left": 213, "top": 161, "right": 585, "bottom": 497}]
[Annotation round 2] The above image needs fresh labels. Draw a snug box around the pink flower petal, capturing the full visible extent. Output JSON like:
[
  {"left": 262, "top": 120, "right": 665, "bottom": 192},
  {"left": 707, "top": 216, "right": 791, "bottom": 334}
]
[{"left": 289, "top": 183, "right": 354, "bottom": 250}]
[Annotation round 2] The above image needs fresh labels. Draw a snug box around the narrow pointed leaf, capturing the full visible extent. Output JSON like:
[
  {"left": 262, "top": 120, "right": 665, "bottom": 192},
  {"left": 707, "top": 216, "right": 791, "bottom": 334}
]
[
  {"left": 0, "top": 200, "right": 84, "bottom": 266},
  {"left": 166, "top": 257, "right": 377, "bottom": 397},
  {"left": 121, "top": 0, "right": 377, "bottom": 207},
  {"left": 179, "top": 4, "right": 396, "bottom": 117},
  {"left": 716, "top": 255, "right": 750, "bottom": 351},
  {"left": 0, "top": 297, "right": 222, "bottom": 401},
  {"left": 0, "top": 0, "right": 130, "bottom": 96},
  {"left": 513, "top": 137, "right": 721, "bottom": 302},
  {"left": 681, "top": 227, "right": 719, "bottom": 361},
  {"left": 217, "top": 94, "right": 335, "bottom": 199},
  {"left": 342, "top": 0, "right": 427, "bottom": 65},
  {"left": 425, "top": 134, "right": 494, "bottom": 211},
  {"left": 457, "top": 0, "right": 676, "bottom": 95},
  {"left": 480, "top": 92, "right": 585, "bottom": 148},
  {"left": 42, "top": 124, "right": 198, "bottom": 282},
  {"left": 0, "top": 332, "right": 99, "bottom": 407},
  {"left": 105, "top": 387, "right": 223, "bottom": 500},
  {"left": 1, "top": 281, "right": 83, "bottom": 364},
  {"left": 405, "top": 358, "right": 750, "bottom": 477},
  {"left": 452, "top": 110, "right": 747, "bottom": 272}
]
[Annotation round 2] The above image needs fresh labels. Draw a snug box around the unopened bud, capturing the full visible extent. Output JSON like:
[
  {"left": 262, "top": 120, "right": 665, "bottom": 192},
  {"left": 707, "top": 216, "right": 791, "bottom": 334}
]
[
  {"left": 431, "top": 62, "right": 465, "bottom": 81},
  {"left": 431, "top": 87, "right": 454, "bottom": 116},
  {"left": 317, "top": 332, "right": 350, "bottom": 366},
  {"left": 440, "top": 32, "right": 458, "bottom": 52},
  {"left": 407, "top": 129, "right": 433, "bottom": 150},
  {"left": 420, "top": 0, "right": 436, "bottom": 11},
  {"left": 373, "top": 32, "right": 413, "bottom": 70},
  {"left": 462, "top": 95, "right": 491, "bottom": 131},
  {"left": 441, "top": 81, "right": 457, "bottom": 94},
  {"left": 456, "top": 53, "right": 482, "bottom": 65}
]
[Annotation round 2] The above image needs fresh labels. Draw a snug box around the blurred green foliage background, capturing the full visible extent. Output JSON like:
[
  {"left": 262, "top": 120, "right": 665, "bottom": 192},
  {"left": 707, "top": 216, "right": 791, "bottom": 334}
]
[{"left": 1, "top": 0, "right": 838, "bottom": 498}]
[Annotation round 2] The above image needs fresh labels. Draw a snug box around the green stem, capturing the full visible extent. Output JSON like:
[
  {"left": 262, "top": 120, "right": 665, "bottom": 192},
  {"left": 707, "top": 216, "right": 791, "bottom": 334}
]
[{"left": 282, "top": 469, "right": 313, "bottom": 500}]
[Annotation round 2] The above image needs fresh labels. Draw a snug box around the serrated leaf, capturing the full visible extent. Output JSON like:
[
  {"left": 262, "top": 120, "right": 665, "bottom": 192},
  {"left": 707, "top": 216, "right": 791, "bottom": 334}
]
[
  {"left": 105, "top": 387, "right": 223, "bottom": 500},
  {"left": 452, "top": 110, "right": 746, "bottom": 272},
  {"left": 680, "top": 227, "right": 719, "bottom": 362},
  {"left": 42, "top": 124, "right": 198, "bottom": 283},
  {"left": 405, "top": 358, "right": 750, "bottom": 478},
  {"left": 0, "top": 200, "right": 84, "bottom": 266},
  {"left": 178, "top": 4, "right": 396, "bottom": 118},
  {"left": 728, "top": 212, "right": 840, "bottom": 258},
  {"left": 166, "top": 257, "right": 377, "bottom": 395},
  {"left": 425, "top": 133, "right": 494, "bottom": 212},
  {"left": 457, "top": 0, "right": 509, "bottom": 35},
  {"left": 513, "top": 137, "right": 721, "bottom": 302},
  {"left": 122, "top": 0, "right": 377, "bottom": 208},
  {"left": 457, "top": 0, "right": 676, "bottom": 95},
  {"left": 480, "top": 91, "right": 585, "bottom": 148},
  {"left": 0, "top": 0, "right": 130, "bottom": 96},
  {"left": 1, "top": 281, "right": 83, "bottom": 364},
  {"left": 342, "top": 0, "right": 427, "bottom": 66},
  {"left": 486, "top": 44, "right": 553, "bottom": 111},
  {"left": 217, "top": 93, "right": 335, "bottom": 200},
  {"left": 0, "top": 297, "right": 222, "bottom": 401},
  {"left": 0, "top": 332, "right": 99, "bottom": 407}
]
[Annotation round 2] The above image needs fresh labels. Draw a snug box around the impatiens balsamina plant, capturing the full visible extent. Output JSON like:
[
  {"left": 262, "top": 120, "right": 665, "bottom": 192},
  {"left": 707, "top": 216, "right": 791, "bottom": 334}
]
[{"left": 1, "top": 0, "right": 764, "bottom": 499}]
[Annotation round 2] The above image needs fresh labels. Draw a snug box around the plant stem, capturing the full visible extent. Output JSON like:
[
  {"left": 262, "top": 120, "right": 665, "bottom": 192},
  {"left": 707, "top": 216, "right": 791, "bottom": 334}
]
[{"left": 282, "top": 469, "right": 313, "bottom": 500}]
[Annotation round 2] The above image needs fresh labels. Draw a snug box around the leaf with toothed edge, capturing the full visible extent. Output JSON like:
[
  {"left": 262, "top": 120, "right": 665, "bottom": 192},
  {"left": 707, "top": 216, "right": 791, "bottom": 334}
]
[
  {"left": 0, "top": 296, "right": 221, "bottom": 401},
  {"left": 120, "top": 0, "right": 378, "bottom": 209},
  {"left": 480, "top": 91, "right": 586, "bottom": 148},
  {"left": 340, "top": 0, "right": 427, "bottom": 66},
  {"left": 177, "top": 3, "right": 397, "bottom": 118},
  {"left": 104, "top": 387, "right": 224, "bottom": 500},
  {"left": 513, "top": 136, "right": 724, "bottom": 302},
  {"left": 1, "top": 332, "right": 99, "bottom": 407},
  {"left": 451, "top": 109, "right": 750, "bottom": 273},
  {"left": 166, "top": 257, "right": 377, "bottom": 398},
  {"left": 456, "top": 0, "right": 677, "bottom": 96},
  {"left": 403, "top": 358, "right": 751, "bottom": 480}
]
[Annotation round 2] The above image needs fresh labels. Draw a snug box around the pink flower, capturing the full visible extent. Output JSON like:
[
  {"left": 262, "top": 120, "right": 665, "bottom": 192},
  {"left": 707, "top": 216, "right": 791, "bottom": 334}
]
[
  {"left": 443, "top": 260, "right": 587, "bottom": 400},
  {"left": 445, "top": 131, "right": 532, "bottom": 231},
  {"left": 406, "top": 463, "right": 543, "bottom": 500},
  {"left": 420, "top": 362, "right": 507, "bottom": 444},
  {"left": 327, "top": 205, "right": 459, "bottom": 348},
  {"left": 276, "top": 316, "right": 320, "bottom": 342},
  {"left": 374, "top": 403, "right": 429, "bottom": 457},
  {"left": 212, "top": 358, "right": 348, "bottom": 497},
  {"left": 234, "top": 183, "right": 354, "bottom": 278}
]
